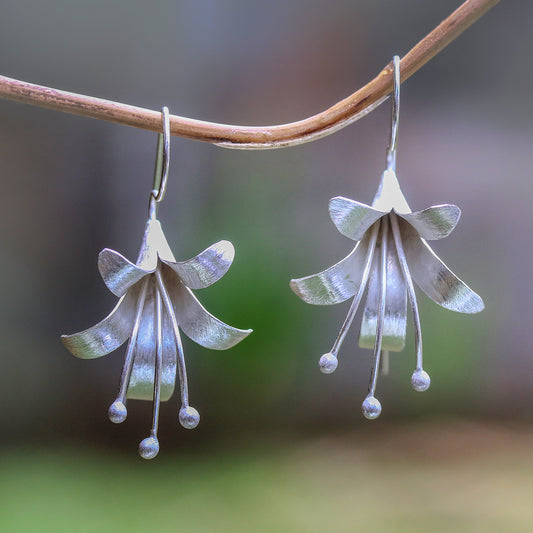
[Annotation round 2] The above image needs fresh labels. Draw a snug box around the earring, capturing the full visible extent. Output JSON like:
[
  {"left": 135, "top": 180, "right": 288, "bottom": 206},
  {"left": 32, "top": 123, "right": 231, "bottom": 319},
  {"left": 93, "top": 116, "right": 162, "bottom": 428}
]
[
  {"left": 62, "top": 107, "right": 252, "bottom": 459},
  {"left": 290, "top": 56, "right": 484, "bottom": 420}
]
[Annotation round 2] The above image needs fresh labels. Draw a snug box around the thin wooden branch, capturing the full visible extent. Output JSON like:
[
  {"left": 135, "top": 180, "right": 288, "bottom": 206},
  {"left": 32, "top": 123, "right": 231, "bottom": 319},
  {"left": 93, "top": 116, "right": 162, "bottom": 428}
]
[{"left": 0, "top": 0, "right": 498, "bottom": 150}]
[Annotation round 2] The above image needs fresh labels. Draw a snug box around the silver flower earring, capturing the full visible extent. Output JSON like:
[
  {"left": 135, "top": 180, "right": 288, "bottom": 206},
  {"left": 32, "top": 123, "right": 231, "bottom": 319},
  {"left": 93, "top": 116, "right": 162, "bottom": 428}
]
[
  {"left": 290, "top": 56, "right": 484, "bottom": 420},
  {"left": 62, "top": 107, "right": 252, "bottom": 458}
]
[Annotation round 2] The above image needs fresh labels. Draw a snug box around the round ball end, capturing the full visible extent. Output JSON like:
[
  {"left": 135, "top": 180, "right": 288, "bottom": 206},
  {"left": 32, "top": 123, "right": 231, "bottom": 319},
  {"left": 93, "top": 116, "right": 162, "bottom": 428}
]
[
  {"left": 179, "top": 406, "right": 200, "bottom": 429},
  {"left": 411, "top": 369, "right": 431, "bottom": 392},
  {"left": 139, "top": 437, "right": 159, "bottom": 460},
  {"left": 108, "top": 400, "right": 127, "bottom": 424},
  {"left": 362, "top": 395, "right": 382, "bottom": 420},
  {"left": 319, "top": 352, "right": 338, "bottom": 374}
]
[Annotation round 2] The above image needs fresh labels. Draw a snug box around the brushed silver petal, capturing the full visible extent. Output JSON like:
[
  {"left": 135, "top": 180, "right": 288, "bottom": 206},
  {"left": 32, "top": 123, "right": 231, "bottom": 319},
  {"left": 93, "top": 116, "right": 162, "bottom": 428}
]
[
  {"left": 98, "top": 248, "right": 151, "bottom": 297},
  {"left": 127, "top": 278, "right": 177, "bottom": 401},
  {"left": 399, "top": 204, "right": 461, "bottom": 240},
  {"left": 61, "top": 288, "right": 138, "bottom": 359},
  {"left": 328, "top": 197, "right": 385, "bottom": 241},
  {"left": 371, "top": 169, "right": 411, "bottom": 213},
  {"left": 290, "top": 234, "right": 371, "bottom": 306},
  {"left": 359, "top": 224, "right": 407, "bottom": 351},
  {"left": 163, "top": 268, "right": 252, "bottom": 350},
  {"left": 402, "top": 221, "right": 484, "bottom": 314},
  {"left": 162, "top": 240, "right": 235, "bottom": 290},
  {"left": 136, "top": 219, "right": 176, "bottom": 270}
]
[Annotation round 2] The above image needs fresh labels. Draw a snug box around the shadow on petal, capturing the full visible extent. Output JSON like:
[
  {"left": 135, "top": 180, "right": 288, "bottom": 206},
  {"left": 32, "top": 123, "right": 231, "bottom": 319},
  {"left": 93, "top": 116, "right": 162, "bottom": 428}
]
[
  {"left": 162, "top": 240, "right": 235, "bottom": 290},
  {"left": 162, "top": 268, "right": 252, "bottom": 350},
  {"left": 402, "top": 222, "right": 484, "bottom": 314},
  {"left": 98, "top": 248, "right": 151, "bottom": 297},
  {"left": 61, "top": 287, "right": 139, "bottom": 359},
  {"left": 359, "top": 227, "right": 407, "bottom": 351},
  {"left": 127, "top": 278, "right": 177, "bottom": 402},
  {"left": 329, "top": 196, "right": 384, "bottom": 241},
  {"left": 399, "top": 204, "right": 461, "bottom": 240},
  {"left": 290, "top": 234, "right": 371, "bottom": 306}
]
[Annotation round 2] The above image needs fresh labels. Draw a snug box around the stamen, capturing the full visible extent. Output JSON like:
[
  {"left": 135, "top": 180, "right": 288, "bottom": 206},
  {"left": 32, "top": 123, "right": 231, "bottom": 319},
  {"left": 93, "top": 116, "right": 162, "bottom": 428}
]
[
  {"left": 139, "top": 285, "right": 163, "bottom": 460},
  {"left": 108, "top": 277, "right": 149, "bottom": 424},
  {"left": 390, "top": 212, "right": 430, "bottom": 392},
  {"left": 155, "top": 269, "right": 200, "bottom": 430},
  {"left": 362, "top": 217, "right": 388, "bottom": 420},
  {"left": 320, "top": 221, "right": 381, "bottom": 374}
]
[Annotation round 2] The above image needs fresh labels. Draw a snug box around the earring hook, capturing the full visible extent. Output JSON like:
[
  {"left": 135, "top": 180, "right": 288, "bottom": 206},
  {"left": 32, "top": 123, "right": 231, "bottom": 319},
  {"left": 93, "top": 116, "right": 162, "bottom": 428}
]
[
  {"left": 386, "top": 56, "right": 400, "bottom": 173},
  {"left": 149, "top": 106, "right": 171, "bottom": 217}
]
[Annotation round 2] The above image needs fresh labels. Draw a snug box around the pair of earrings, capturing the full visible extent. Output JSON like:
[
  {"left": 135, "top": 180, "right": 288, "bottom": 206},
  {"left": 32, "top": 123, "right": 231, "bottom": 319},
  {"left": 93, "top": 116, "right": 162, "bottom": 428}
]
[{"left": 62, "top": 57, "right": 484, "bottom": 458}]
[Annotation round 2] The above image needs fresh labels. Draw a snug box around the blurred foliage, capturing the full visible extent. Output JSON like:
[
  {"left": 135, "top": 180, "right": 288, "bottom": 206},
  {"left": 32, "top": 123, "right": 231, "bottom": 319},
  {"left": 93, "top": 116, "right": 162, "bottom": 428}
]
[{"left": 2, "top": 422, "right": 533, "bottom": 533}]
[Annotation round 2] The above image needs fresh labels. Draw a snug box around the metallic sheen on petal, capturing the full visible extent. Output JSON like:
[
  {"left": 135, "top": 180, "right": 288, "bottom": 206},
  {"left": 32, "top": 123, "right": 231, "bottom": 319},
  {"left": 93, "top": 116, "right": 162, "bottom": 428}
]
[
  {"left": 164, "top": 268, "right": 252, "bottom": 350},
  {"left": 127, "top": 278, "right": 177, "bottom": 401},
  {"left": 61, "top": 288, "right": 138, "bottom": 359},
  {"left": 359, "top": 224, "right": 407, "bottom": 351},
  {"left": 402, "top": 222, "right": 484, "bottom": 314},
  {"left": 371, "top": 169, "right": 411, "bottom": 213},
  {"left": 290, "top": 234, "right": 371, "bottom": 305},
  {"left": 162, "top": 240, "right": 235, "bottom": 290},
  {"left": 136, "top": 219, "right": 176, "bottom": 270},
  {"left": 399, "top": 204, "right": 461, "bottom": 240},
  {"left": 328, "top": 197, "right": 385, "bottom": 241},
  {"left": 98, "top": 248, "right": 151, "bottom": 297}
]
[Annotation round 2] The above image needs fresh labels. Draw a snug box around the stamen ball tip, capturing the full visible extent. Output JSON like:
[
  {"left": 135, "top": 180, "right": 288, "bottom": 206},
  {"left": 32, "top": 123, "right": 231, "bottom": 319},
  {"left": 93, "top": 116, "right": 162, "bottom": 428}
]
[
  {"left": 319, "top": 352, "right": 338, "bottom": 374},
  {"left": 411, "top": 369, "right": 431, "bottom": 392},
  {"left": 108, "top": 400, "right": 127, "bottom": 424},
  {"left": 362, "top": 396, "right": 382, "bottom": 420},
  {"left": 139, "top": 437, "right": 159, "bottom": 460},
  {"left": 179, "top": 406, "right": 200, "bottom": 429}
]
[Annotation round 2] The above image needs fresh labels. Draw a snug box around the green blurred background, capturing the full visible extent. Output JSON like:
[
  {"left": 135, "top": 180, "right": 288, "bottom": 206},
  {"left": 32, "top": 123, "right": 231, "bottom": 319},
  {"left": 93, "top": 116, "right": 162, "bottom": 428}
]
[{"left": 1, "top": 1, "right": 532, "bottom": 531}]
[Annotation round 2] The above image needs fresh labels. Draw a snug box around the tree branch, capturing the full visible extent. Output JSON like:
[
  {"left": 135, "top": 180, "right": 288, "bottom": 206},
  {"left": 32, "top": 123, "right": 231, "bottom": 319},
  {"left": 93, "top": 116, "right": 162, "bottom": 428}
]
[{"left": 0, "top": 0, "right": 498, "bottom": 150}]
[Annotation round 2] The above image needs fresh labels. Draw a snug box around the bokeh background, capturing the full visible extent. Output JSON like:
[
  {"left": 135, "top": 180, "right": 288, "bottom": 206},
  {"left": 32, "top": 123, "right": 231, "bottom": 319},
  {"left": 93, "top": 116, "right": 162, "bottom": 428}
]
[{"left": 1, "top": 1, "right": 532, "bottom": 531}]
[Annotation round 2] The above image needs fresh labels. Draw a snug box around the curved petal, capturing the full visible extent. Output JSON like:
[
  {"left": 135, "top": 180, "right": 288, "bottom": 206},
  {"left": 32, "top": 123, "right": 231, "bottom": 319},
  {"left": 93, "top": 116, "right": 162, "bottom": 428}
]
[
  {"left": 402, "top": 222, "right": 484, "bottom": 314},
  {"left": 399, "top": 204, "right": 461, "bottom": 240},
  {"left": 162, "top": 240, "right": 235, "bottom": 290},
  {"left": 329, "top": 196, "right": 385, "bottom": 241},
  {"left": 61, "top": 288, "right": 137, "bottom": 359},
  {"left": 359, "top": 228, "right": 407, "bottom": 351},
  {"left": 98, "top": 248, "right": 151, "bottom": 297},
  {"left": 290, "top": 234, "right": 372, "bottom": 306},
  {"left": 127, "top": 280, "right": 177, "bottom": 402},
  {"left": 163, "top": 268, "right": 252, "bottom": 350}
]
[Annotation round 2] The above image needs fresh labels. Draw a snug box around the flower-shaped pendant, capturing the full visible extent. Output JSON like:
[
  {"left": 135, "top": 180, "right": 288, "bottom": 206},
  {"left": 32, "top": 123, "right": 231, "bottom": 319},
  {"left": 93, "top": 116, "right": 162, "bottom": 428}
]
[
  {"left": 62, "top": 215, "right": 252, "bottom": 457},
  {"left": 290, "top": 168, "right": 484, "bottom": 419}
]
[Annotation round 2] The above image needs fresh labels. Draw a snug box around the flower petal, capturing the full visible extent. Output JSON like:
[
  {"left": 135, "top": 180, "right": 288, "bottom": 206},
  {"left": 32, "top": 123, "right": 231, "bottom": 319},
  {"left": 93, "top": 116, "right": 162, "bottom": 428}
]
[
  {"left": 126, "top": 279, "right": 177, "bottom": 401},
  {"left": 136, "top": 219, "right": 176, "bottom": 269},
  {"left": 329, "top": 196, "right": 385, "bottom": 241},
  {"left": 98, "top": 248, "right": 151, "bottom": 297},
  {"left": 359, "top": 226, "right": 407, "bottom": 351},
  {"left": 290, "top": 234, "right": 372, "bottom": 305},
  {"left": 402, "top": 222, "right": 484, "bottom": 313},
  {"left": 399, "top": 204, "right": 461, "bottom": 240},
  {"left": 163, "top": 268, "right": 252, "bottom": 350},
  {"left": 61, "top": 288, "right": 137, "bottom": 359},
  {"left": 161, "top": 240, "right": 235, "bottom": 289}
]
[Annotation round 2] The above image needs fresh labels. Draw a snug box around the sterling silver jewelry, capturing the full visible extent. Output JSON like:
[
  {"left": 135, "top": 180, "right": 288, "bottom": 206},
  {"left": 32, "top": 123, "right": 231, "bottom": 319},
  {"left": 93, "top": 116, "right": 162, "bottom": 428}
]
[
  {"left": 290, "top": 56, "right": 484, "bottom": 420},
  {"left": 62, "top": 107, "right": 252, "bottom": 459}
]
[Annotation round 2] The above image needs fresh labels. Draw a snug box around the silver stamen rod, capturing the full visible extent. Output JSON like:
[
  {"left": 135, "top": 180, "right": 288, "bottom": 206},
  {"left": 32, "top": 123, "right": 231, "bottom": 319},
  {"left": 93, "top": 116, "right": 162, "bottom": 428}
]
[
  {"left": 362, "top": 216, "right": 388, "bottom": 420},
  {"left": 319, "top": 221, "right": 381, "bottom": 374},
  {"left": 108, "top": 277, "right": 149, "bottom": 424},
  {"left": 155, "top": 270, "right": 200, "bottom": 430},
  {"left": 389, "top": 213, "right": 431, "bottom": 392},
  {"left": 138, "top": 285, "right": 164, "bottom": 459}
]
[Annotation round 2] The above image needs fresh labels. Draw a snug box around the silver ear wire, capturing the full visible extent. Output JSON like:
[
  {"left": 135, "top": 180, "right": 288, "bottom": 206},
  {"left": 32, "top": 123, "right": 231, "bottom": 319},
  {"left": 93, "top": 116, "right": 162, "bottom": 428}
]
[
  {"left": 386, "top": 56, "right": 400, "bottom": 173},
  {"left": 149, "top": 106, "right": 171, "bottom": 218}
]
